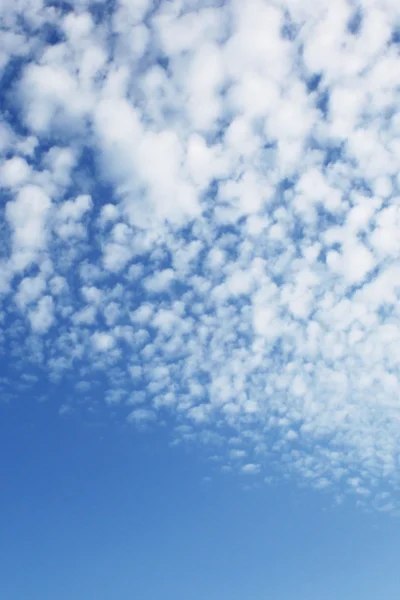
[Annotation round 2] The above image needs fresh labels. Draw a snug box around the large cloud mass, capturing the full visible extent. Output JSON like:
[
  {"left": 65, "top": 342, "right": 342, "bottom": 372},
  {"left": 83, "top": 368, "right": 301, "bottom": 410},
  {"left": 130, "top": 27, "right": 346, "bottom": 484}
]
[{"left": 2, "top": 0, "right": 400, "bottom": 510}]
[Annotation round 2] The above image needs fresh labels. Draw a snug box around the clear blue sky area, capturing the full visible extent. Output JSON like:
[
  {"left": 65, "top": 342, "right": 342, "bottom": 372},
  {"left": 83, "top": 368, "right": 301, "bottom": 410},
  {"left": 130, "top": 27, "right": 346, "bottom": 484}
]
[{"left": 1, "top": 399, "right": 399, "bottom": 600}]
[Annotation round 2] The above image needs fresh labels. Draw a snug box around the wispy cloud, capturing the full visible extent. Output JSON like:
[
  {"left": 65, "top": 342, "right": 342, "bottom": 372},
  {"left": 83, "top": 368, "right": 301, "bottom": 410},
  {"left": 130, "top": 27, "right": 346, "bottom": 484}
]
[{"left": 2, "top": 0, "right": 400, "bottom": 509}]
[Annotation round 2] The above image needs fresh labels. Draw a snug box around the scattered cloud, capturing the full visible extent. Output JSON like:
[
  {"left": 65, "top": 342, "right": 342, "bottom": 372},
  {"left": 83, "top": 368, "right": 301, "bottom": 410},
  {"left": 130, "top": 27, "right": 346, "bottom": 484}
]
[{"left": 1, "top": 0, "right": 400, "bottom": 509}]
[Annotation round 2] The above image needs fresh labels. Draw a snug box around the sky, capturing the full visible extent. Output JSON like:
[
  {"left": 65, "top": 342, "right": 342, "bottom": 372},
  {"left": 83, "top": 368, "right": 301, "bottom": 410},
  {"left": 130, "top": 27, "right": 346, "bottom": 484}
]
[{"left": 1, "top": 0, "right": 400, "bottom": 598}]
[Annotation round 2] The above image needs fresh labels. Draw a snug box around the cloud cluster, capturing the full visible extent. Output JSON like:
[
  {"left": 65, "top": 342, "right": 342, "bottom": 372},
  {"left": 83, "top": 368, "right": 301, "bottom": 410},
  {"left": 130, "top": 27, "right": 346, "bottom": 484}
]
[{"left": 2, "top": 0, "right": 400, "bottom": 510}]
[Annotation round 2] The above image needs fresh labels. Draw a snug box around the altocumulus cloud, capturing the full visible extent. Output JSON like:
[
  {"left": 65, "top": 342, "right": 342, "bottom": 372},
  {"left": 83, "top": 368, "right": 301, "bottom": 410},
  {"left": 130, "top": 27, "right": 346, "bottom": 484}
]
[{"left": 1, "top": 0, "right": 400, "bottom": 511}]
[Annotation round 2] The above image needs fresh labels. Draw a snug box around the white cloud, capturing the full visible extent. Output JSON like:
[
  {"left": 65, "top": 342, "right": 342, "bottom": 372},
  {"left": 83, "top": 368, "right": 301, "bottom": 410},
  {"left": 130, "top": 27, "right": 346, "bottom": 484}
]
[
  {"left": 81, "top": 286, "right": 102, "bottom": 305},
  {"left": 44, "top": 147, "right": 77, "bottom": 188},
  {"left": 49, "top": 276, "right": 68, "bottom": 296},
  {"left": 127, "top": 407, "right": 156, "bottom": 425},
  {"left": 73, "top": 305, "right": 97, "bottom": 325},
  {"left": 130, "top": 304, "right": 153, "bottom": 325},
  {"left": 29, "top": 295, "right": 54, "bottom": 333},
  {"left": 15, "top": 275, "right": 46, "bottom": 308},
  {"left": 3, "top": 0, "right": 400, "bottom": 510},
  {"left": 0, "top": 156, "right": 31, "bottom": 188},
  {"left": 144, "top": 269, "right": 175, "bottom": 294},
  {"left": 6, "top": 185, "right": 51, "bottom": 272},
  {"left": 55, "top": 194, "right": 92, "bottom": 241},
  {"left": 241, "top": 463, "right": 261, "bottom": 475},
  {"left": 91, "top": 331, "right": 115, "bottom": 352},
  {"left": 99, "top": 204, "right": 119, "bottom": 226},
  {"left": 103, "top": 242, "right": 132, "bottom": 273},
  {"left": 21, "top": 65, "right": 83, "bottom": 133}
]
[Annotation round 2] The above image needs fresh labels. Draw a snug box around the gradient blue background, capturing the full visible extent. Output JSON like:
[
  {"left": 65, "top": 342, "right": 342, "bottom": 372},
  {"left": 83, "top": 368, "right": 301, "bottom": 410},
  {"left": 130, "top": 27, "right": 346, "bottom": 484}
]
[{"left": 1, "top": 399, "right": 399, "bottom": 600}]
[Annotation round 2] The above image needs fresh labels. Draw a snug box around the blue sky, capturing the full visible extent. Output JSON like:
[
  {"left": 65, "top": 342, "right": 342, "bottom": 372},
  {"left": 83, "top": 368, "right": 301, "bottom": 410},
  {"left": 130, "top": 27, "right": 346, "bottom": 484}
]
[
  {"left": 2, "top": 402, "right": 400, "bottom": 600},
  {"left": 2, "top": 0, "right": 400, "bottom": 597}
]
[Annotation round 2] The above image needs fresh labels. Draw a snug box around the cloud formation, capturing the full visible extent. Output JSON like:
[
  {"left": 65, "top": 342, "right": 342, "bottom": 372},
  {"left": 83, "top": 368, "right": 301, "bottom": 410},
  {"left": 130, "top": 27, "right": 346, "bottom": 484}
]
[{"left": 2, "top": 0, "right": 400, "bottom": 510}]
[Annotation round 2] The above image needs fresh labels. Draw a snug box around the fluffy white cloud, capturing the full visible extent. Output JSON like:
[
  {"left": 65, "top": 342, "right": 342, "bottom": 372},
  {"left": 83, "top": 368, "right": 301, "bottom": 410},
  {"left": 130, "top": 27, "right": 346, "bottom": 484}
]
[
  {"left": 0, "top": 156, "right": 31, "bottom": 188},
  {"left": 54, "top": 194, "right": 92, "bottom": 241},
  {"left": 91, "top": 331, "right": 115, "bottom": 352},
  {"left": 241, "top": 463, "right": 261, "bottom": 475},
  {"left": 29, "top": 295, "right": 54, "bottom": 333},
  {"left": 6, "top": 185, "right": 52, "bottom": 272},
  {"left": 127, "top": 407, "right": 156, "bottom": 425},
  {"left": 15, "top": 275, "right": 46, "bottom": 308}
]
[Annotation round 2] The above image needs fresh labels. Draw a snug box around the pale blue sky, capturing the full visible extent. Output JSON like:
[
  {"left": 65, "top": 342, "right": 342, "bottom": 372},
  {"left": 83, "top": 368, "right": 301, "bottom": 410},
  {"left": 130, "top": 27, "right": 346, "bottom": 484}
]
[{"left": 1, "top": 400, "right": 400, "bottom": 600}]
